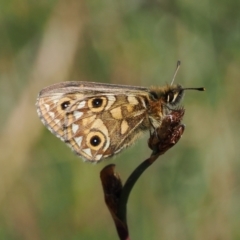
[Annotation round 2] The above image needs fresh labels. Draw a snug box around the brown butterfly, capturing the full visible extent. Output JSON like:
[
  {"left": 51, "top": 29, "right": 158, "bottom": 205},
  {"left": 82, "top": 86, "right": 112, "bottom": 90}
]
[{"left": 36, "top": 77, "right": 204, "bottom": 162}]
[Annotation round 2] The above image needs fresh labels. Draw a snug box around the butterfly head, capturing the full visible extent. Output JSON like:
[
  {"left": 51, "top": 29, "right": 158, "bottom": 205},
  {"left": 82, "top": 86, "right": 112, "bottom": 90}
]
[
  {"left": 150, "top": 84, "right": 205, "bottom": 107},
  {"left": 150, "top": 60, "right": 205, "bottom": 107}
]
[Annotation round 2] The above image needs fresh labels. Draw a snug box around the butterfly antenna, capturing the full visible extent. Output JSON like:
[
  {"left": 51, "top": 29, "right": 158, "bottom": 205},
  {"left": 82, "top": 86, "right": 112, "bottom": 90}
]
[
  {"left": 183, "top": 87, "right": 205, "bottom": 91},
  {"left": 170, "top": 60, "right": 181, "bottom": 85}
]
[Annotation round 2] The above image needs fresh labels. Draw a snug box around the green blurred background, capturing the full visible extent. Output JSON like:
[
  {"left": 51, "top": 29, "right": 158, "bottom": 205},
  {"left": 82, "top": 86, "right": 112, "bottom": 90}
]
[{"left": 0, "top": 0, "right": 239, "bottom": 239}]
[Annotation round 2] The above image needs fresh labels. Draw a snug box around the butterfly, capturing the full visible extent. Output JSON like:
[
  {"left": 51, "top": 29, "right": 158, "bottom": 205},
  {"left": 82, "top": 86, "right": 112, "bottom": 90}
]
[{"left": 36, "top": 79, "right": 204, "bottom": 162}]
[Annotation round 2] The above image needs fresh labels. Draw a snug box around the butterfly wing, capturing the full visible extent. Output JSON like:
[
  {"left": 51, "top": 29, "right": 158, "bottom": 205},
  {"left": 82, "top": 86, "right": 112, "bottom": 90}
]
[{"left": 36, "top": 82, "right": 150, "bottom": 162}]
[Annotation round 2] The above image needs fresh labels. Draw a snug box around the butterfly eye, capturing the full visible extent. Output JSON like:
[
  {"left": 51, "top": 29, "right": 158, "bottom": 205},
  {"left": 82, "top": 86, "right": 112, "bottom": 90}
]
[
  {"left": 166, "top": 89, "right": 184, "bottom": 105},
  {"left": 92, "top": 98, "right": 103, "bottom": 108},
  {"left": 61, "top": 101, "right": 70, "bottom": 110},
  {"left": 166, "top": 92, "right": 175, "bottom": 103},
  {"left": 90, "top": 135, "right": 101, "bottom": 146}
]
